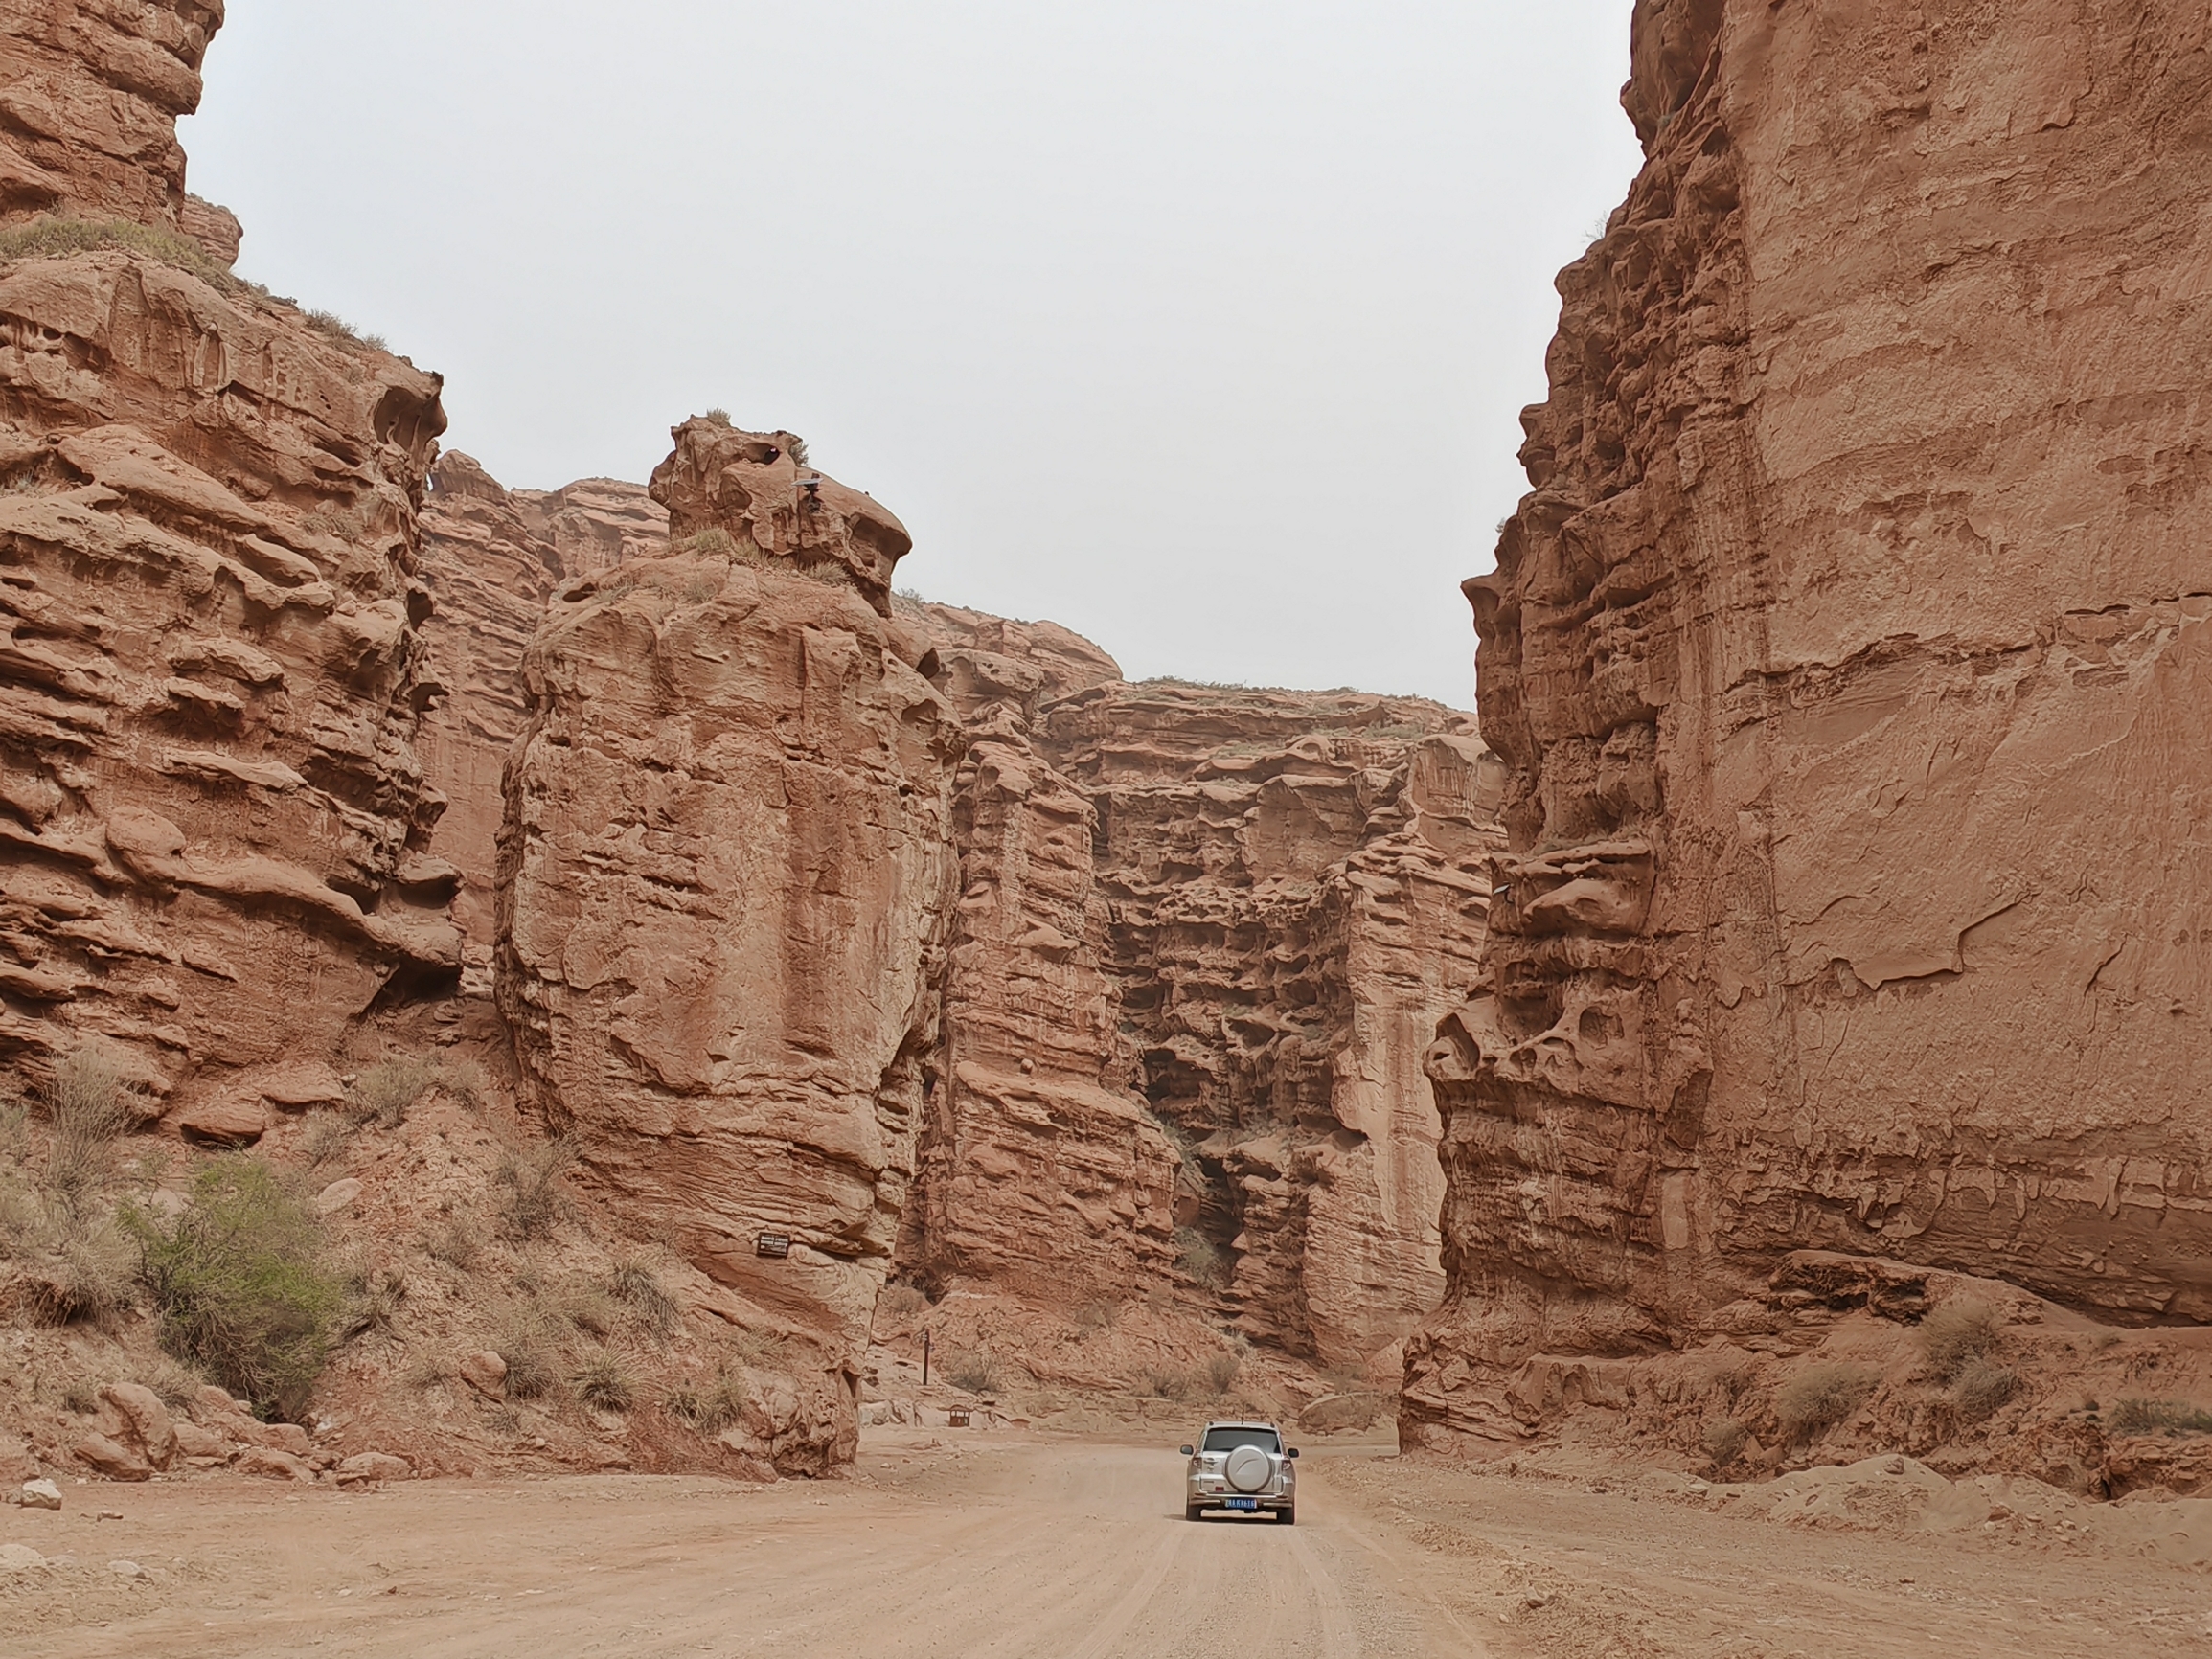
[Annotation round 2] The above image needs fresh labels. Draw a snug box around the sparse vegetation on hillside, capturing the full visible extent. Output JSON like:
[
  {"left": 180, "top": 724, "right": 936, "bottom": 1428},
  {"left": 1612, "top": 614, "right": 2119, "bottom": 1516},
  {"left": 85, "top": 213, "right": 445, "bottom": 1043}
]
[
  {"left": 350, "top": 1055, "right": 442, "bottom": 1130},
  {"left": 128, "top": 1158, "right": 343, "bottom": 1421},
  {"left": 495, "top": 1136, "right": 576, "bottom": 1241},
  {"left": 942, "top": 1347, "right": 1001, "bottom": 1394},
  {"left": 1920, "top": 1301, "right": 2003, "bottom": 1380},
  {"left": 1702, "top": 1418, "right": 1747, "bottom": 1468},
  {"left": 1774, "top": 1363, "right": 1879, "bottom": 1439},
  {"left": 2108, "top": 1398, "right": 2212, "bottom": 1436},
  {"left": 0, "top": 214, "right": 239, "bottom": 289},
  {"left": 43, "top": 1042, "right": 141, "bottom": 1204}
]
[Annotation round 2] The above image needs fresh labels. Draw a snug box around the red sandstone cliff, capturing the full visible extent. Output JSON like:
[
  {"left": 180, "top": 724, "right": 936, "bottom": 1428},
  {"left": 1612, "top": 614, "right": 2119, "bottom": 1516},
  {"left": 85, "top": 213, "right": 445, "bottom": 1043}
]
[
  {"left": 0, "top": 1, "right": 452, "bottom": 1138},
  {"left": 495, "top": 420, "right": 963, "bottom": 1472},
  {"left": 1410, "top": 0, "right": 2212, "bottom": 1486}
]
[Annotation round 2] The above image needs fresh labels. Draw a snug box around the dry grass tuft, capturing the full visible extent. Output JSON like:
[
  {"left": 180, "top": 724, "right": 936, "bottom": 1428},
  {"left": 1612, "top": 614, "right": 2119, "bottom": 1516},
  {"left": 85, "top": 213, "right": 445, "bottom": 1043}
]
[
  {"left": 495, "top": 1137, "right": 576, "bottom": 1241},
  {"left": 942, "top": 1348, "right": 1001, "bottom": 1394},
  {"left": 1952, "top": 1358, "right": 2021, "bottom": 1422},
  {"left": 1920, "top": 1300, "right": 2004, "bottom": 1381},
  {"left": 2108, "top": 1398, "right": 2212, "bottom": 1436},
  {"left": 44, "top": 1042, "right": 141, "bottom": 1203},
  {"left": 1702, "top": 1418, "right": 1747, "bottom": 1468},
  {"left": 350, "top": 1056, "right": 442, "bottom": 1130},
  {"left": 1174, "top": 1226, "right": 1227, "bottom": 1288},
  {"left": 1775, "top": 1363, "right": 1879, "bottom": 1439},
  {"left": 604, "top": 1258, "right": 682, "bottom": 1335},
  {"left": 1205, "top": 1351, "right": 1243, "bottom": 1394},
  {"left": 574, "top": 1350, "right": 634, "bottom": 1413}
]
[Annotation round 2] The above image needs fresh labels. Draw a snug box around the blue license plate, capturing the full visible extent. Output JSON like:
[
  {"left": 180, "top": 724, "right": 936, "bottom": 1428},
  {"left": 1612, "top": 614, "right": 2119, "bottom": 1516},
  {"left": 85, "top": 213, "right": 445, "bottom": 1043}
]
[{"left": 1225, "top": 1498, "right": 1259, "bottom": 1511}]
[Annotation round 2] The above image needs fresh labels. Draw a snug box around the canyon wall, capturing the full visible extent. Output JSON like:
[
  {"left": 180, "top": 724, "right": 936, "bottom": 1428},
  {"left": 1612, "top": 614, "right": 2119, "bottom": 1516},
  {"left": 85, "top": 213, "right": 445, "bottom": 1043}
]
[
  {"left": 496, "top": 420, "right": 963, "bottom": 1471},
  {"left": 899, "top": 602, "right": 1506, "bottom": 1370},
  {"left": 0, "top": 1, "right": 454, "bottom": 1137},
  {"left": 1410, "top": 0, "right": 2212, "bottom": 1459}
]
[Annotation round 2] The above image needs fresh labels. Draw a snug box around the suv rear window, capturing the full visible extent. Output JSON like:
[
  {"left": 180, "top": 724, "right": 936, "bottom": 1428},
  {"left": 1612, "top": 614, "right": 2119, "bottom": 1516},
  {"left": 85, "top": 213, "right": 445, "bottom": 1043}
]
[{"left": 1201, "top": 1427, "right": 1280, "bottom": 1454}]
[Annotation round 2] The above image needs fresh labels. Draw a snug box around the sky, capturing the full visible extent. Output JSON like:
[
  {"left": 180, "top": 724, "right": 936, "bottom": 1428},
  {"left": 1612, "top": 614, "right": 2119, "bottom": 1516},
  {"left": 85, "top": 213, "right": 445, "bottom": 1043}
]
[{"left": 180, "top": 2, "right": 1644, "bottom": 708}]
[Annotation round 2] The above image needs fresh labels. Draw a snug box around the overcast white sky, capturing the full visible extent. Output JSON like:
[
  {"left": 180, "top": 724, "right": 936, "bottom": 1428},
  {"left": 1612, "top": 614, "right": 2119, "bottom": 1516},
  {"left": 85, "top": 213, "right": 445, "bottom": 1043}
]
[{"left": 181, "top": 2, "right": 1642, "bottom": 707}]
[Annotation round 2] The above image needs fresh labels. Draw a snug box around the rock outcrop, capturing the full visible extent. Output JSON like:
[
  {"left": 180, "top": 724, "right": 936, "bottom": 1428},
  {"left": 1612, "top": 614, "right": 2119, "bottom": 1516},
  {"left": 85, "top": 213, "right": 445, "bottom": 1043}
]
[
  {"left": 497, "top": 420, "right": 962, "bottom": 1472},
  {"left": 899, "top": 600, "right": 1506, "bottom": 1369},
  {"left": 0, "top": 0, "right": 453, "bottom": 1121},
  {"left": 416, "top": 456, "right": 665, "bottom": 991},
  {"left": 1409, "top": 0, "right": 2212, "bottom": 1457},
  {"left": 0, "top": 1, "right": 237, "bottom": 257}
]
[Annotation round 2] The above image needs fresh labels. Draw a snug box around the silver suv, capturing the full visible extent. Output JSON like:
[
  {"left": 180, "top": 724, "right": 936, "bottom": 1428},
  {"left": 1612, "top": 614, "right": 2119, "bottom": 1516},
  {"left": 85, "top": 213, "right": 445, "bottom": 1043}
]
[{"left": 1180, "top": 1420, "right": 1298, "bottom": 1524}]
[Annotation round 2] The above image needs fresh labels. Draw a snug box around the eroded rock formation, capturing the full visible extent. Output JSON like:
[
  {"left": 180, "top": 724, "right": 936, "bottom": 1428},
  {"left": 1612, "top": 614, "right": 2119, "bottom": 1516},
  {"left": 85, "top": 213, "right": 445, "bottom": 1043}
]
[
  {"left": 898, "top": 601, "right": 1506, "bottom": 1369},
  {"left": 0, "top": 0, "right": 452, "bottom": 1132},
  {"left": 496, "top": 420, "right": 961, "bottom": 1472},
  {"left": 416, "top": 456, "right": 665, "bottom": 991},
  {"left": 1409, "top": 0, "right": 2212, "bottom": 1462}
]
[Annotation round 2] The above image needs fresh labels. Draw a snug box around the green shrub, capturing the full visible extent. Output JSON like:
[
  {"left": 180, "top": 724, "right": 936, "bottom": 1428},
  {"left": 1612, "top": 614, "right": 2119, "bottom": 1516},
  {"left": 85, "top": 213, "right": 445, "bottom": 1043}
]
[
  {"left": 129, "top": 1159, "right": 342, "bottom": 1420},
  {"left": 1920, "top": 1301, "right": 2003, "bottom": 1381},
  {"left": 495, "top": 1138, "right": 575, "bottom": 1240},
  {"left": 1774, "top": 1363, "right": 1879, "bottom": 1439},
  {"left": 575, "top": 1351, "right": 633, "bottom": 1413},
  {"left": 2108, "top": 1398, "right": 2212, "bottom": 1436},
  {"left": 605, "top": 1258, "right": 681, "bottom": 1334}
]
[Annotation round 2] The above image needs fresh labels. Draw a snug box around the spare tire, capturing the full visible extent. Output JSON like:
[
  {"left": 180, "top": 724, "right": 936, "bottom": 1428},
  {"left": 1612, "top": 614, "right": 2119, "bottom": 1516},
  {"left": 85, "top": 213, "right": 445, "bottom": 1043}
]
[{"left": 1225, "top": 1444, "right": 1273, "bottom": 1493}]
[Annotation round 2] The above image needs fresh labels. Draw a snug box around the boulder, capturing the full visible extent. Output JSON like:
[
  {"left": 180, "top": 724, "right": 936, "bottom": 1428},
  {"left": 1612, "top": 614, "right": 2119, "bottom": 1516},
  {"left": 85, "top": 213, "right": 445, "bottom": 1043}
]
[
  {"left": 0, "top": 1544, "right": 47, "bottom": 1572},
  {"left": 335, "top": 1452, "right": 414, "bottom": 1487},
  {"left": 313, "top": 1178, "right": 365, "bottom": 1216},
  {"left": 98, "top": 1383, "right": 176, "bottom": 1469},
  {"left": 171, "top": 1421, "right": 231, "bottom": 1466},
  {"left": 17, "top": 1479, "right": 62, "bottom": 1511},
  {"left": 458, "top": 1351, "right": 508, "bottom": 1400},
  {"left": 175, "top": 1096, "right": 269, "bottom": 1147},
  {"left": 236, "top": 1447, "right": 314, "bottom": 1483},
  {"left": 258, "top": 1062, "right": 349, "bottom": 1113},
  {"left": 72, "top": 1433, "right": 151, "bottom": 1482}
]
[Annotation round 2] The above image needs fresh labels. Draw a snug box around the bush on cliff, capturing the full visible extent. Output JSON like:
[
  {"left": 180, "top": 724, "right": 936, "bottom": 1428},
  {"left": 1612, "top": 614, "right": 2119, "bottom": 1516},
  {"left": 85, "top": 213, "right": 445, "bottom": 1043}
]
[
  {"left": 1919, "top": 1300, "right": 2003, "bottom": 1381},
  {"left": 127, "top": 1159, "right": 342, "bottom": 1420}
]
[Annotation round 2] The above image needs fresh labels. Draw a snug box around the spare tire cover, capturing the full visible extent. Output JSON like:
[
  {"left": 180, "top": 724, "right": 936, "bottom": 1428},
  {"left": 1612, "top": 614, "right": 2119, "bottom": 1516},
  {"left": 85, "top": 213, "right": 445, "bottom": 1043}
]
[{"left": 1225, "top": 1444, "right": 1272, "bottom": 1493}]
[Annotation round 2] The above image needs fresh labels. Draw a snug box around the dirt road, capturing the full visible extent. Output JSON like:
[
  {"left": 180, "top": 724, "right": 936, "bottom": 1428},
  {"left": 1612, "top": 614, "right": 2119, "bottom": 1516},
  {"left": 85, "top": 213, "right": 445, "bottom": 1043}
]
[{"left": 5, "top": 1432, "right": 2207, "bottom": 1657}]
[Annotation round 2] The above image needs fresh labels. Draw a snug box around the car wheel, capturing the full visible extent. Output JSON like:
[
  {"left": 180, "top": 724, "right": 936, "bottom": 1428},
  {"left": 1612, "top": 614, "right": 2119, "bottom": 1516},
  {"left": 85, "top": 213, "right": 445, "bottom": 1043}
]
[
  {"left": 1279, "top": 1506, "right": 1296, "bottom": 1526},
  {"left": 1186, "top": 1503, "right": 1206, "bottom": 1522}
]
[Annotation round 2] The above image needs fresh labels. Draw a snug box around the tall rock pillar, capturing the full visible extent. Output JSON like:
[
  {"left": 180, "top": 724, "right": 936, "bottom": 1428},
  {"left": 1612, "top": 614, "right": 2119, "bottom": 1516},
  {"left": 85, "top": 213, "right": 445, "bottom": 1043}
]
[{"left": 498, "top": 420, "right": 962, "bottom": 1472}]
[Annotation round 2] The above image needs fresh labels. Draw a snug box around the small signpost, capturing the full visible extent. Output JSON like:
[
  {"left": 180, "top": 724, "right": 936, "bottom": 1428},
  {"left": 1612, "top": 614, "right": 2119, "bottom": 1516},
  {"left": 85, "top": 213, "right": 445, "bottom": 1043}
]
[
  {"left": 947, "top": 1407, "right": 971, "bottom": 1428},
  {"left": 756, "top": 1232, "right": 791, "bottom": 1260}
]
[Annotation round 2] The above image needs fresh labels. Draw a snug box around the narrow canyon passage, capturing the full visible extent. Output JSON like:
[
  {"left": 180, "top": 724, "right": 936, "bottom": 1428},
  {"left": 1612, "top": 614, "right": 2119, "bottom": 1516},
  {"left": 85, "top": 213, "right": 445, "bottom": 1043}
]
[{"left": 12, "top": 1436, "right": 2207, "bottom": 1659}]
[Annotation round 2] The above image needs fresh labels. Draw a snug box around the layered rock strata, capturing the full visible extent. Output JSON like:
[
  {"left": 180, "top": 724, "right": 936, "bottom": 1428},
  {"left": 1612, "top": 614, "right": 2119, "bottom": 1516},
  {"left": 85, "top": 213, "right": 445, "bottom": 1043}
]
[
  {"left": 1046, "top": 683, "right": 1503, "bottom": 1367},
  {"left": 1409, "top": 0, "right": 2212, "bottom": 1452},
  {"left": 497, "top": 421, "right": 961, "bottom": 1472},
  {"left": 416, "top": 456, "right": 665, "bottom": 990},
  {"left": 0, "top": 1, "right": 453, "bottom": 1131},
  {"left": 898, "top": 602, "right": 1506, "bottom": 1368}
]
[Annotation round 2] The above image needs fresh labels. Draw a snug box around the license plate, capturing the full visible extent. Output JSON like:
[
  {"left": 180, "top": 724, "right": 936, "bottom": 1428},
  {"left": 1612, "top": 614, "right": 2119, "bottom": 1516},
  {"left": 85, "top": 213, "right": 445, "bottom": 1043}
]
[{"left": 1225, "top": 1497, "right": 1259, "bottom": 1511}]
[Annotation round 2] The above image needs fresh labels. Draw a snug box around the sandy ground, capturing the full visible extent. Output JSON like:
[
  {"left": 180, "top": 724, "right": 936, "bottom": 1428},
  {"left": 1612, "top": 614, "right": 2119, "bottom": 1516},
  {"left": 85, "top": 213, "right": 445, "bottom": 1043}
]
[{"left": 4, "top": 1431, "right": 2209, "bottom": 1658}]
